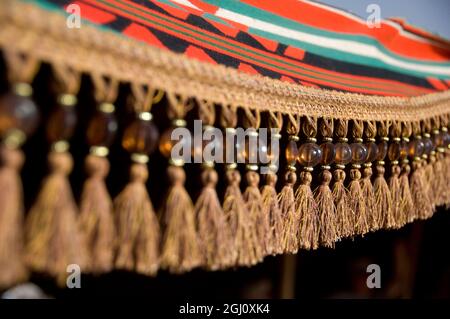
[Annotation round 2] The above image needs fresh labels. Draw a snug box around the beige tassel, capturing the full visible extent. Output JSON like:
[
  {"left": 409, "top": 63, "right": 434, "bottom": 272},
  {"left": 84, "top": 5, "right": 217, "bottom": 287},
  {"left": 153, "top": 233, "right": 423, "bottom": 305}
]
[
  {"left": 25, "top": 151, "right": 87, "bottom": 285},
  {"left": 432, "top": 152, "right": 445, "bottom": 206},
  {"left": 332, "top": 169, "right": 353, "bottom": 239},
  {"left": 361, "top": 165, "right": 377, "bottom": 231},
  {"left": 195, "top": 167, "right": 232, "bottom": 270},
  {"left": 261, "top": 172, "right": 283, "bottom": 256},
  {"left": 278, "top": 170, "right": 299, "bottom": 253},
  {"left": 79, "top": 154, "right": 115, "bottom": 274},
  {"left": 243, "top": 170, "right": 267, "bottom": 260},
  {"left": 295, "top": 170, "right": 319, "bottom": 250},
  {"left": 410, "top": 160, "right": 433, "bottom": 220},
  {"left": 113, "top": 163, "right": 160, "bottom": 275},
  {"left": 373, "top": 164, "right": 391, "bottom": 229},
  {"left": 0, "top": 146, "right": 28, "bottom": 289},
  {"left": 387, "top": 165, "right": 401, "bottom": 228},
  {"left": 160, "top": 165, "right": 202, "bottom": 273},
  {"left": 223, "top": 169, "right": 260, "bottom": 266},
  {"left": 399, "top": 164, "right": 415, "bottom": 224},
  {"left": 349, "top": 168, "right": 369, "bottom": 236},
  {"left": 314, "top": 170, "right": 337, "bottom": 248}
]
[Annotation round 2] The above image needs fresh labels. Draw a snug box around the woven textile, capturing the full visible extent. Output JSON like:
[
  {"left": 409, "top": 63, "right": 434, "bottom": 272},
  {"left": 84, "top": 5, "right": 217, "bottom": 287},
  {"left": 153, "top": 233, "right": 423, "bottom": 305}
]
[{"left": 39, "top": 0, "right": 450, "bottom": 96}]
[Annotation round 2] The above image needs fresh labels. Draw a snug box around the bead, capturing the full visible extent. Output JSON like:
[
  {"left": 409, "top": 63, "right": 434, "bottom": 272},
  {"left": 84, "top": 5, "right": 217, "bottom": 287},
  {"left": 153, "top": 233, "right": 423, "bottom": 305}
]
[
  {"left": 365, "top": 142, "right": 378, "bottom": 163},
  {"left": 159, "top": 126, "right": 190, "bottom": 159},
  {"left": 408, "top": 139, "right": 424, "bottom": 158},
  {"left": 320, "top": 142, "right": 335, "bottom": 165},
  {"left": 376, "top": 140, "right": 388, "bottom": 161},
  {"left": 285, "top": 140, "right": 299, "bottom": 166},
  {"left": 422, "top": 137, "right": 434, "bottom": 155},
  {"left": 399, "top": 140, "right": 409, "bottom": 161},
  {"left": 0, "top": 91, "right": 39, "bottom": 136},
  {"left": 123, "top": 118, "right": 159, "bottom": 155},
  {"left": 244, "top": 134, "right": 259, "bottom": 164},
  {"left": 86, "top": 109, "right": 118, "bottom": 147},
  {"left": 192, "top": 128, "right": 223, "bottom": 163},
  {"left": 350, "top": 143, "right": 368, "bottom": 165},
  {"left": 387, "top": 141, "right": 401, "bottom": 161},
  {"left": 46, "top": 103, "right": 77, "bottom": 143},
  {"left": 433, "top": 132, "right": 443, "bottom": 148},
  {"left": 297, "top": 142, "right": 322, "bottom": 167},
  {"left": 443, "top": 131, "right": 450, "bottom": 148},
  {"left": 335, "top": 142, "right": 352, "bottom": 165}
]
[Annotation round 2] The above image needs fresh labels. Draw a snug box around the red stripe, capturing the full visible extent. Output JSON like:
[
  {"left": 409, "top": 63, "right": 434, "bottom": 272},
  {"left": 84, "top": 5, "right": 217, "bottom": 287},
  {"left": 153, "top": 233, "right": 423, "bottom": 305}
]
[
  {"left": 82, "top": 0, "right": 433, "bottom": 96},
  {"left": 427, "top": 77, "right": 448, "bottom": 91},
  {"left": 240, "top": 0, "right": 450, "bottom": 62}
]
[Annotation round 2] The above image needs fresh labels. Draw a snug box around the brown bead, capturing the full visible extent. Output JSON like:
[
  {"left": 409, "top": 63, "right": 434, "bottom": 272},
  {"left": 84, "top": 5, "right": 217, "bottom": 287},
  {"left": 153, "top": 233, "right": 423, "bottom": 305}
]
[
  {"left": 350, "top": 143, "right": 368, "bottom": 165},
  {"left": 433, "top": 132, "right": 444, "bottom": 148},
  {"left": 442, "top": 132, "right": 450, "bottom": 148},
  {"left": 297, "top": 142, "right": 322, "bottom": 167},
  {"left": 365, "top": 142, "right": 378, "bottom": 163},
  {"left": 399, "top": 141, "right": 409, "bottom": 161},
  {"left": 192, "top": 129, "right": 223, "bottom": 162},
  {"left": 408, "top": 139, "right": 424, "bottom": 158},
  {"left": 387, "top": 142, "right": 401, "bottom": 161},
  {"left": 244, "top": 134, "right": 259, "bottom": 164},
  {"left": 285, "top": 140, "right": 299, "bottom": 166},
  {"left": 86, "top": 109, "right": 118, "bottom": 147},
  {"left": 376, "top": 140, "right": 388, "bottom": 161},
  {"left": 0, "top": 91, "right": 39, "bottom": 136},
  {"left": 123, "top": 118, "right": 159, "bottom": 155},
  {"left": 320, "top": 142, "right": 335, "bottom": 165},
  {"left": 46, "top": 104, "right": 77, "bottom": 143},
  {"left": 335, "top": 142, "right": 352, "bottom": 165},
  {"left": 159, "top": 126, "right": 190, "bottom": 159}
]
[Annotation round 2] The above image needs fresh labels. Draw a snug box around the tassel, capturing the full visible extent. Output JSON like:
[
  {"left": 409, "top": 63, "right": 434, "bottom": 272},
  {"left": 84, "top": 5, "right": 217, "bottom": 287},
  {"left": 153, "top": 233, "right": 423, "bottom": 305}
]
[
  {"left": 388, "top": 165, "right": 402, "bottom": 228},
  {"left": 295, "top": 170, "right": 319, "bottom": 250},
  {"left": 349, "top": 167, "right": 369, "bottom": 235},
  {"left": 261, "top": 172, "right": 283, "bottom": 256},
  {"left": 278, "top": 170, "right": 299, "bottom": 253},
  {"left": 361, "top": 165, "right": 377, "bottom": 231},
  {"left": 332, "top": 169, "right": 353, "bottom": 239},
  {"left": 243, "top": 170, "right": 267, "bottom": 260},
  {"left": 160, "top": 165, "right": 202, "bottom": 273},
  {"left": 314, "top": 170, "right": 337, "bottom": 248},
  {"left": 114, "top": 163, "right": 160, "bottom": 275},
  {"left": 25, "top": 151, "right": 87, "bottom": 285},
  {"left": 194, "top": 167, "right": 232, "bottom": 270},
  {"left": 399, "top": 163, "right": 414, "bottom": 223},
  {"left": 373, "top": 164, "right": 391, "bottom": 229},
  {"left": 0, "top": 146, "right": 28, "bottom": 289},
  {"left": 223, "top": 168, "right": 260, "bottom": 266},
  {"left": 79, "top": 154, "right": 115, "bottom": 274},
  {"left": 432, "top": 152, "right": 445, "bottom": 206},
  {"left": 410, "top": 160, "right": 433, "bottom": 219}
]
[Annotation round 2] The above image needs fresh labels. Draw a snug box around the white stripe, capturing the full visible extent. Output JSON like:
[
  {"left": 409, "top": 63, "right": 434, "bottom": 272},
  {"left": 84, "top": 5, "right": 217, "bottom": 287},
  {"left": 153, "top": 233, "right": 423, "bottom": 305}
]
[
  {"left": 215, "top": 8, "right": 450, "bottom": 76},
  {"left": 171, "top": 0, "right": 202, "bottom": 11}
]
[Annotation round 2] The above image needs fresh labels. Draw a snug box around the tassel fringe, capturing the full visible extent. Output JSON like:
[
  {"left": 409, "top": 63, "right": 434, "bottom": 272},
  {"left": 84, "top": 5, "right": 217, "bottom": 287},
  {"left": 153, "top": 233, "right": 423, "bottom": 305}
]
[
  {"left": 349, "top": 168, "right": 369, "bottom": 236},
  {"left": 278, "top": 171, "right": 299, "bottom": 254},
  {"left": 314, "top": 170, "right": 337, "bottom": 248}
]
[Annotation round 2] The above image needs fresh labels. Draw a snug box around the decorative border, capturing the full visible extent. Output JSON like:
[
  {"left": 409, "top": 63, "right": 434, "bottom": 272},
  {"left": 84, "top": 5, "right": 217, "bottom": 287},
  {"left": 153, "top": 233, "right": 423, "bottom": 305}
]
[{"left": 0, "top": 0, "right": 449, "bottom": 121}]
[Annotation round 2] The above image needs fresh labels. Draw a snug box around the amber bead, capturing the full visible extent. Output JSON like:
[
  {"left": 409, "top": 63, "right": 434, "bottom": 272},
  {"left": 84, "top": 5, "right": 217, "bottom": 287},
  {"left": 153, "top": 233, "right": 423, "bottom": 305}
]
[
  {"left": 123, "top": 118, "right": 159, "bottom": 155},
  {"left": 365, "top": 142, "right": 378, "bottom": 163},
  {"left": 399, "top": 141, "right": 409, "bottom": 161},
  {"left": 0, "top": 91, "right": 39, "bottom": 136},
  {"left": 320, "top": 142, "right": 335, "bottom": 165},
  {"left": 46, "top": 104, "right": 77, "bottom": 143},
  {"left": 159, "top": 126, "right": 190, "bottom": 159},
  {"left": 376, "top": 140, "right": 388, "bottom": 161},
  {"left": 335, "top": 142, "right": 352, "bottom": 165},
  {"left": 350, "top": 143, "right": 368, "bottom": 165},
  {"left": 86, "top": 110, "right": 118, "bottom": 148},
  {"left": 285, "top": 140, "right": 299, "bottom": 166},
  {"left": 408, "top": 139, "right": 424, "bottom": 158},
  {"left": 422, "top": 137, "right": 434, "bottom": 155},
  {"left": 433, "top": 132, "right": 444, "bottom": 148},
  {"left": 244, "top": 134, "right": 259, "bottom": 164},
  {"left": 387, "top": 142, "right": 401, "bottom": 161},
  {"left": 297, "top": 142, "right": 322, "bottom": 167}
]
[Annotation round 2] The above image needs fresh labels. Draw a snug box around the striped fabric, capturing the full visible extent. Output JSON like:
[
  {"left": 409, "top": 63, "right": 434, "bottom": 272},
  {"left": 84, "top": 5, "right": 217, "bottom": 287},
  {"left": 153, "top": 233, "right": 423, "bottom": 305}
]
[{"left": 38, "top": 0, "right": 450, "bottom": 96}]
